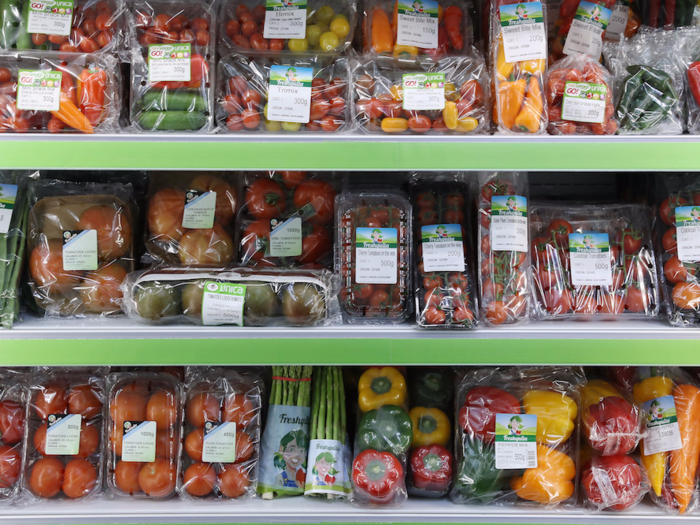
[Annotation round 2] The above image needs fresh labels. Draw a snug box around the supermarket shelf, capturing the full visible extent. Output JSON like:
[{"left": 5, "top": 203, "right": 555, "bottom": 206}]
[
  {"left": 0, "top": 497, "right": 697, "bottom": 525},
  {"left": 2, "top": 135, "right": 700, "bottom": 171},
  {"left": 2, "top": 316, "right": 700, "bottom": 366}
]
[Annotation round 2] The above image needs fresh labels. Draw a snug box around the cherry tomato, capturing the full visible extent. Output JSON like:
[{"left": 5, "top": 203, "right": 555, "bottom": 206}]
[
  {"left": 485, "top": 301, "right": 508, "bottom": 325},
  {"left": 673, "top": 282, "right": 700, "bottom": 310},
  {"left": 34, "top": 386, "right": 68, "bottom": 420},
  {"left": 185, "top": 428, "right": 204, "bottom": 462},
  {"left": 225, "top": 19, "right": 241, "bottom": 38},
  {"left": 408, "top": 115, "right": 431, "bottom": 133},
  {"left": 664, "top": 255, "right": 695, "bottom": 284},
  {"left": 153, "top": 13, "right": 171, "bottom": 32},
  {"left": 29, "top": 240, "right": 84, "bottom": 290},
  {"left": 481, "top": 180, "right": 514, "bottom": 202},
  {"left": 660, "top": 195, "right": 687, "bottom": 226},
  {"left": 184, "top": 462, "right": 216, "bottom": 497},
  {"left": 186, "top": 393, "right": 221, "bottom": 428},
  {"left": 110, "top": 391, "right": 147, "bottom": 427},
  {"left": 662, "top": 227, "right": 677, "bottom": 254},
  {"left": 62, "top": 459, "right": 97, "bottom": 499},
  {"left": 599, "top": 293, "right": 624, "bottom": 314},
  {"left": 148, "top": 188, "right": 185, "bottom": 241},
  {"left": 79, "top": 37, "right": 99, "bottom": 53},
  {"left": 624, "top": 285, "right": 648, "bottom": 313},
  {"left": 241, "top": 89, "right": 262, "bottom": 108},
  {"left": 480, "top": 235, "right": 490, "bottom": 254},
  {"left": 223, "top": 394, "right": 255, "bottom": 427},
  {"left": 32, "top": 33, "right": 48, "bottom": 46},
  {"left": 178, "top": 225, "right": 235, "bottom": 266},
  {"left": 0, "top": 401, "right": 25, "bottom": 445},
  {"left": 319, "top": 115, "right": 341, "bottom": 132},
  {"left": 191, "top": 17, "right": 209, "bottom": 31},
  {"left": 0, "top": 445, "right": 20, "bottom": 489},
  {"left": 249, "top": 33, "right": 268, "bottom": 50},
  {"left": 547, "top": 219, "right": 574, "bottom": 246},
  {"left": 423, "top": 274, "right": 444, "bottom": 290},
  {"left": 179, "top": 29, "right": 195, "bottom": 43},
  {"left": 226, "top": 113, "right": 244, "bottom": 131},
  {"left": 545, "top": 288, "right": 572, "bottom": 314},
  {"left": 298, "top": 224, "right": 331, "bottom": 264},
  {"left": 418, "top": 208, "right": 438, "bottom": 225},
  {"left": 280, "top": 171, "right": 306, "bottom": 188},
  {"left": 369, "top": 290, "right": 389, "bottom": 307},
  {"left": 0, "top": 68, "right": 10, "bottom": 83},
  {"left": 424, "top": 306, "right": 446, "bottom": 324},
  {"left": 246, "top": 179, "right": 286, "bottom": 219},
  {"left": 29, "top": 457, "right": 64, "bottom": 498},
  {"left": 620, "top": 228, "right": 642, "bottom": 254},
  {"left": 218, "top": 464, "right": 250, "bottom": 499},
  {"left": 423, "top": 290, "right": 442, "bottom": 308},
  {"left": 293, "top": 180, "right": 336, "bottom": 225},
  {"left": 445, "top": 209, "right": 464, "bottom": 224},
  {"left": 269, "top": 38, "right": 284, "bottom": 50},
  {"left": 453, "top": 306, "right": 474, "bottom": 324},
  {"left": 432, "top": 118, "right": 447, "bottom": 132},
  {"left": 139, "top": 458, "right": 176, "bottom": 498},
  {"left": 416, "top": 192, "right": 436, "bottom": 209},
  {"left": 355, "top": 284, "right": 374, "bottom": 302},
  {"left": 146, "top": 390, "right": 177, "bottom": 430}
]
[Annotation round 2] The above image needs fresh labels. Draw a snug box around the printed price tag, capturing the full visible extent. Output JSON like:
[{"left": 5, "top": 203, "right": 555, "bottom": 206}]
[
  {"left": 562, "top": 0, "right": 611, "bottom": 60},
  {"left": 643, "top": 395, "right": 683, "bottom": 455},
  {"left": 355, "top": 227, "right": 398, "bottom": 284},
  {"left": 264, "top": 0, "right": 306, "bottom": 39},
  {"left": 27, "top": 0, "right": 73, "bottom": 36},
  {"left": 561, "top": 82, "right": 607, "bottom": 123},
  {"left": 605, "top": 0, "right": 629, "bottom": 40},
  {"left": 17, "top": 70, "right": 62, "bottom": 112},
  {"left": 569, "top": 232, "right": 612, "bottom": 286},
  {"left": 62, "top": 230, "right": 98, "bottom": 271},
  {"left": 45, "top": 414, "right": 82, "bottom": 456},
  {"left": 396, "top": 0, "right": 439, "bottom": 48},
  {"left": 268, "top": 65, "right": 312, "bottom": 124},
  {"left": 182, "top": 190, "right": 216, "bottom": 229},
  {"left": 402, "top": 73, "right": 445, "bottom": 111},
  {"left": 421, "top": 224, "right": 464, "bottom": 272},
  {"left": 121, "top": 421, "right": 157, "bottom": 462},
  {"left": 0, "top": 184, "right": 18, "bottom": 235},
  {"left": 148, "top": 44, "right": 191, "bottom": 83},
  {"left": 269, "top": 217, "right": 302, "bottom": 257},
  {"left": 675, "top": 206, "right": 700, "bottom": 262},
  {"left": 202, "top": 281, "right": 246, "bottom": 326},
  {"left": 499, "top": 2, "right": 546, "bottom": 63},
  {"left": 495, "top": 413, "right": 538, "bottom": 469},
  {"left": 202, "top": 422, "right": 237, "bottom": 463},
  {"left": 490, "top": 195, "right": 528, "bottom": 252}
]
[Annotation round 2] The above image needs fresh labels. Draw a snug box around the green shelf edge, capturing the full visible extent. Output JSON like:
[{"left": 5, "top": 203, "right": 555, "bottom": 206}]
[
  {"left": 0, "top": 337, "right": 696, "bottom": 366},
  {"left": 1, "top": 139, "right": 700, "bottom": 170}
]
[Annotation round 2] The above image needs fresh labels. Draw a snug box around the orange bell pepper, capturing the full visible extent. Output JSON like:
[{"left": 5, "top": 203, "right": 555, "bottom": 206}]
[
  {"left": 497, "top": 78, "right": 526, "bottom": 130},
  {"left": 50, "top": 92, "right": 94, "bottom": 134},
  {"left": 372, "top": 8, "right": 394, "bottom": 53},
  {"left": 514, "top": 76, "right": 543, "bottom": 133},
  {"left": 78, "top": 68, "right": 107, "bottom": 127}
]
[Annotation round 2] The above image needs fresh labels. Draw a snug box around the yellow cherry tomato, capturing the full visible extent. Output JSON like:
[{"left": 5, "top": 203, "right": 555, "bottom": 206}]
[
  {"left": 380, "top": 118, "right": 409, "bottom": 133},
  {"left": 263, "top": 104, "right": 269, "bottom": 119},
  {"left": 318, "top": 31, "right": 340, "bottom": 50},
  {"left": 315, "top": 5, "right": 335, "bottom": 24},
  {"left": 330, "top": 16, "right": 350, "bottom": 38},
  {"left": 455, "top": 117, "right": 478, "bottom": 132},
  {"left": 265, "top": 119, "right": 282, "bottom": 131},
  {"left": 444, "top": 82, "right": 459, "bottom": 101},
  {"left": 282, "top": 122, "right": 301, "bottom": 131},
  {"left": 442, "top": 101, "right": 458, "bottom": 130},
  {"left": 390, "top": 85, "right": 403, "bottom": 101},
  {"left": 288, "top": 38, "right": 308, "bottom": 51},
  {"left": 305, "top": 24, "right": 323, "bottom": 47}
]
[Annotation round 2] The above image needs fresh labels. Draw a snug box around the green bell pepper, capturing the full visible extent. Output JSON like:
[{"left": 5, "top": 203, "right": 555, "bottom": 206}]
[
  {"left": 409, "top": 369, "right": 453, "bottom": 413},
  {"left": 357, "top": 404, "right": 413, "bottom": 457},
  {"left": 453, "top": 439, "right": 510, "bottom": 503}
]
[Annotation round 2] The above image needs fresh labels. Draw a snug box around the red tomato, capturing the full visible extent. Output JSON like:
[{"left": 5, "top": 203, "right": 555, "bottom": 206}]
[
  {"left": 481, "top": 179, "right": 514, "bottom": 202},
  {"left": 62, "top": 459, "right": 97, "bottom": 499},
  {"left": 547, "top": 219, "right": 574, "bottom": 246},
  {"left": 280, "top": 171, "right": 306, "bottom": 188},
  {"left": 0, "top": 445, "right": 20, "bottom": 488},
  {"left": 624, "top": 286, "right": 648, "bottom": 313},
  {"left": 672, "top": 282, "right": 700, "bottom": 310},
  {"left": 241, "top": 219, "right": 270, "bottom": 262},
  {"left": 148, "top": 188, "right": 185, "bottom": 241},
  {"left": 599, "top": 293, "right": 624, "bottom": 314},
  {"left": 146, "top": 390, "right": 177, "bottom": 430},
  {"left": 68, "top": 385, "right": 102, "bottom": 420},
  {"left": 29, "top": 240, "right": 84, "bottom": 290},
  {"left": 189, "top": 174, "right": 238, "bottom": 225},
  {"left": 293, "top": 180, "right": 336, "bottom": 225},
  {"left": 110, "top": 391, "right": 147, "bottom": 427},
  {"left": 416, "top": 192, "right": 436, "bottom": 209},
  {"left": 77, "top": 205, "right": 132, "bottom": 261},
  {"left": 0, "top": 401, "right": 25, "bottom": 445},
  {"left": 29, "top": 457, "right": 64, "bottom": 498},
  {"left": 156, "top": 430, "right": 176, "bottom": 459},
  {"left": 298, "top": 225, "right": 331, "bottom": 264},
  {"left": 241, "top": 108, "right": 260, "bottom": 129},
  {"left": 659, "top": 195, "right": 687, "bottom": 226},
  {"left": 485, "top": 300, "right": 507, "bottom": 325},
  {"left": 620, "top": 228, "right": 642, "bottom": 254},
  {"left": 664, "top": 255, "right": 695, "bottom": 284},
  {"left": 34, "top": 386, "right": 68, "bottom": 420},
  {"left": 185, "top": 429, "right": 204, "bottom": 461},
  {"left": 80, "top": 264, "right": 127, "bottom": 314},
  {"left": 184, "top": 462, "right": 216, "bottom": 497},
  {"left": 186, "top": 393, "right": 221, "bottom": 428},
  {"left": 423, "top": 274, "right": 444, "bottom": 290},
  {"left": 77, "top": 422, "right": 100, "bottom": 458},
  {"left": 178, "top": 225, "right": 235, "bottom": 266},
  {"left": 246, "top": 179, "right": 286, "bottom": 219},
  {"left": 408, "top": 115, "right": 431, "bottom": 133},
  {"left": 424, "top": 306, "right": 446, "bottom": 324},
  {"left": 545, "top": 288, "right": 572, "bottom": 315},
  {"left": 369, "top": 290, "right": 390, "bottom": 307},
  {"left": 218, "top": 464, "right": 250, "bottom": 499},
  {"left": 223, "top": 395, "right": 255, "bottom": 427},
  {"left": 662, "top": 227, "right": 677, "bottom": 254},
  {"left": 235, "top": 432, "right": 254, "bottom": 463},
  {"left": 138, "top": 459, "right": 176, "bottom": 498}
]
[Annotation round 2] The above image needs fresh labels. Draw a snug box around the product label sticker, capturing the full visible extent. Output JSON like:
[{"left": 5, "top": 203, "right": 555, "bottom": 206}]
[
  {"left": 269, "top": 217, "right": 302, "bottom": 257},
  {"left": 268, "top": 65, "right": 313, "bottom": 124},
  {"left": 675, "top": 206, "right": 700, "bottom": 262},
  {"left": 202, "top": 421, "right": 237, "bottom": 463},
  {"left": 561, "top": 82, "right": 607, "bottom": 123},
  {"left": 355, "top": 227, "right": 398, "bottom": 284},
  {"left": 148, "top": 44, "right": 191, "bottom": 83},
  {"left": 562, "top": 0, "right": 611, "bottom": 60},
  {"left": 643, "top": 395, "right": 683, "bottom": 455},
  {"left": 495, "top": 413, "right": 538, "bottom": 469},
  {"left": 202, "top": 281, "right": 246, "bottom": 326},
  {"left": 402, "top": 73, "right": 445, "bottom": 111},
  {"left": 182, "top": 190, "right": 216, "bottom": 229},
  {"left": 421, "top": 224, "right": 465, "bottom": 272},
  {"left": 305, "top": 439, "right": 352, "bottom": 496},
  {"left": 17, "top": 70, "right": 62, "bottom": 112},
  {"left": 121, "top": 420, "right": 156, "bottom": 463},
  {"left": 499, "top": 2, "right": 546, "bottom": 63},
  {"left": 569, "top": 232, "right": 612, "bottom": 286},
  {"left": 396, "top": 0, "right": 439, "bottom": 48},
  {"left": 62, "top": 230, "right": 98, "bottom": 271},
  {"left": 45, "top": 413, "right": 82, "bottom": 455},
  {"left": 605, "top": 0, "right": 629, "bottom": 40},
  {"left": 27, "top": 0, "right": 73, "bottom": 36},
  {"left": 263, "top": 0, "right": 307, "bottom": 39},
  {"left": 490, "top": 195, "right": 528, "bottom": 252},
  {"left": 0, "top": 184, "right": 17, "bottom": 235}
]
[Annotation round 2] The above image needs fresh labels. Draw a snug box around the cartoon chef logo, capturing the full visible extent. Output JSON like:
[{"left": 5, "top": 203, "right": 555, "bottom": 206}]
[
  {"left": 583, "top": 234, "right": 595, "bottom": 249},
  {"left": 691, "top": 207, "right": 700, "bottom": 221},
  {"left": 435, "top": 224, "right": 448, "bottom": 238},
  {"left": 286, "top": 67, "right": 299, "bottom": 82},
  {"left": 508, "top": 415, "right": 524, "bottom": 435},
  {"left": 590, "top": 4, "right": 602, "bottom": 20},
  {"left": 411, "top": 0, "right": 424, "bottom": 12},
  {"left": 515, "top": 3, "right": 528, "bottom": 19},
  {"left": 506, "top": 196, "right": 518, "bottom": 212},
  {"left": 371, "top": 228, "right": 383, "bottom": 243},
  {"left": 648, "top": 399, "right": 664, "bottom": 421}
]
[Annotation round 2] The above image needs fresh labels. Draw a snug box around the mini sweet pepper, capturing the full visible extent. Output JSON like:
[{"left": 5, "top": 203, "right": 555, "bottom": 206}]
[
  {"left": 409, "top": 407, "right": 450, "bottom": 447},
  {"left": 511, "top": 444, "right": 576, "bottom": 505},
  {"left": 359, "top": 367, "right": 407, "bottom": 412},
  {"left": 523, "top": 390, "right": 577, "bottom": 446}
]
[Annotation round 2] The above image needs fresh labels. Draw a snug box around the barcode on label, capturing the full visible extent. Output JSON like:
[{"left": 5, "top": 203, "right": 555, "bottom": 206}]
[{"left": 527, "top": 450, "right": 536, "bottom": 468}]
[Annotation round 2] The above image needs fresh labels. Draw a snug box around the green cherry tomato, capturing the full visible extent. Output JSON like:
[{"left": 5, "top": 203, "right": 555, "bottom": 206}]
[
  {"left": 318, "top": 31, "right": 339, "bottom": 51},
  {"left": 265, "top": 119, "right": 282, "bottom": 131},
  {"left": 288, "top": 38, "right": 308, "bottom": 51},
  {"left": 282, "top": 121, "right": 301, "bottom": 131},
  {"left": 330, "top": 17, "right": 350, "bottom": 38},
  {"left": 315, "top": 5, "right": 335, "bottom": 24},
  {"left": 281, "top": 283, "right": 325, "bottom": 326},
  {"left": 244, "top": 282, "right": 280, "bottom": 326},
  {"left": 182, "top": 280, "right": 205, "bottom": 319},
  {"left": 135, "top": 281, "right": 182, "bottom": 321},
  {"left": 305, "top": 24, "right": 323, "bottom": 47}
]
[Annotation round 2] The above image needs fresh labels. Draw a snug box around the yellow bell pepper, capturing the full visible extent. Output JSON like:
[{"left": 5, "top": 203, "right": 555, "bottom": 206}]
[
  {"left": 519, "top": 59, "right": 545, "bottom": 75},
  {"left": 358, "top": 367, "right": 407, "bottom": 412},
  {"left": 511, "top": 445, "right": 576, "bottom": 505},
  {"left": 409, "top": 407, "right": 450, "bottom": 447},
  {"left": 633, "top": 376, "right": 675, "bottom": 403},
  {"left": 393, "top": 45, "right": 419, "bottom": 57},
  {"left": 580, "top": 379, "right": 621, "bottom": 411},
  {"left": 523, "top": 390, "right": 577, "bottom": 446},
  {"left": 496, "top": 34, "right": 514, "bottom": 81}
]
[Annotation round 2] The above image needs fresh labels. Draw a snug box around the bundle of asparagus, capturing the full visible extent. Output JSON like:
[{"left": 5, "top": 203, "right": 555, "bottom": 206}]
[
  {"left": 0, "top": 179, "right": 28, "bottom": 329},
  {"left": 269, "top": 366, "right": 313, "bottom": 407}
]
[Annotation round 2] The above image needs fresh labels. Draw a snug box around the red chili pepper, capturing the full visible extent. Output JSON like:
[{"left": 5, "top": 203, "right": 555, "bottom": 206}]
[
  {"left": 688, "top": 62, "right": 700, "bottom": 106},
  {"left": 78, "top": 68, "right": 107, "bottom": 127},
  {"left": 458, "top": 386, "right": 520, "bottom": 444},
  {"left": 410, "top": 444, "right": 453, "bottom": 493},
  {"left": 442, "top": 6, "right": 463, "bottom": 50},
  {"left": 352, "top": 449, "right": 403, "bottom": 504}
]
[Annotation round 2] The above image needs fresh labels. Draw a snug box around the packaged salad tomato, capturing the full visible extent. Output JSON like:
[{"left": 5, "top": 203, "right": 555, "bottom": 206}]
[
  {"left": 145, "top": 172, "right": 238, "bottom": 268},
  {"left": 362, "top": 0, "right": 472, "bottom": 59},
  {"left": 23, "top": 368, "right": 105, "bottom": 501},
  {"left": 217, "top": 54, "right": 350, "bottom": 133},
  {"left": 491, "top": 0, "right": 547, "bottom": 134},
  {"left": 239, "top": 172, "right": 341, "bottom": 268},
  {"left": 477, "top": 172, "right": 530, "bottom": 327},
  {"left": 218, "top": 0, "right": 356, "bottom": 55},
  {"left": 411, "top": 175, "right": 477, "bottom": 329},
  {"left": 122, "top": 267, "right": 339, "bottom": 327},
  {"left": 26, "top": 178, "right": 135, "bottom": 317},
  {"left": 546, "top": 54, "right": 617, "bottom": 135},
  {"left": 180, "top": 367, "right": 262, "bottom": 501},
  {"left": 336, "top": 189, "right": 412, "bottom": 324},
  {"left": 550, "top": 0, "right": 616, "bottom": 62},
  {"left": 0, "top": 370, "right": 27, "bottom": 505},
  {"left": 352, "top": 55, "right": 489, "bottom": 134},
  {"left": 530, "top": 204, "right": 660, "bottom": 320},
  {"left": 0, "top": 52, "right": 119, "bottom": 133},
  {"left": 106, "top": 372, "right": 182, "bottom": 500},
  {"left": 129, "top": 0, "right": 214, "bottom": 132},
  {"left": 451, "top": 366, "right": 582, "bottom": 508}
]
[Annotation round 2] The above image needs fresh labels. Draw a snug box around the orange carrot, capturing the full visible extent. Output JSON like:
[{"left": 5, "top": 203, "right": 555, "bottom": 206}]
[
  {"left": 50, "top": 92, "right": 94, "bottom": 134},
  {"left": 670, "top": 383, "right": 700, "bottom": 514}
]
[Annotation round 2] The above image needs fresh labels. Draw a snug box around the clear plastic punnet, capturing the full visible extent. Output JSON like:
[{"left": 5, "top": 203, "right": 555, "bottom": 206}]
[{"left": 581, "top": 453, "right": 649, "bottom": 512}]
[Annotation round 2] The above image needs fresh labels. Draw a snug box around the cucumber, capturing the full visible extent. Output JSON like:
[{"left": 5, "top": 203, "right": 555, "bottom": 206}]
[
  {"left": 14, "top": 0, "right": 31, "bottom": 49},
  {"left": 142, "top": 91, "right": 207, "bottom": 112},
  {"left": 137, "top": 111, "right": 208, "bottom": 131},
  {"left": 0, "top": 0, "right": 19, "bottom": 48}
]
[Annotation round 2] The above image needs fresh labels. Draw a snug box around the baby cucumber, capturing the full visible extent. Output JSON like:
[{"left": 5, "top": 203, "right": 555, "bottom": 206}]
[
  {"left": 137, "top": 111, "right": 207, "bottom": 131},
  {"left": 142, "top": 91, "right": 207, "bottom": 112},
  {"left": 14, "top": 0, "right": 31, "bottom": 49}
]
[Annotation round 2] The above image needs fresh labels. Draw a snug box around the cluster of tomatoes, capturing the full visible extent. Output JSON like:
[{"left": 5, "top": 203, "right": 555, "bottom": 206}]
[
  {"left": 0, "top": 388, "right": 25, "bottom": 499},
  {"left": 241, "top": 172, "right": 335, "bottom": 268},
  {"left": 108, "top": 378, "right": 180, "bottom": 498},
  {"left": 531, "top": 209, "right": 656, "bottom": 318},
  {"left": 478, "top": 176, "right": 529, "bottom": 326},
  {"left": 182, "top": 388, "right": 259, "bottom": 499},
  {"left": 136, "top": 8, "right": 212, "bottom": 50},
  {"left": 26, "top": 381, "right": 103, "bottom": 499},
  {"left": 147, "top": 174, "right": 238, "bottom": 267},
  {"left": 414, "top": 183, "right": 476, "bottom": 328},
  {"left": 221, "top": 68, "right": 347, "bottom": 133},
  {"left": 28, "top": 198, "right": 133, "bottom": 316}
]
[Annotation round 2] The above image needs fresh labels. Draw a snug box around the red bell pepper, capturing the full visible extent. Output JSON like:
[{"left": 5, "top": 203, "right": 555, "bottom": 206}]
[
  {"left": 410, "top": 444, "right": 453, "bottom": 493},
  {"left": 688, "top": 62, "right": 700, "bottom": 106},
  {"left": 585, "top": 396, "right": 639, "bottom": 456},
  {"left": 352, "top": 449, "right": 403, "bottom": 504},
  {"left": 607, "top": 366, "right": 638, "bottom": 391},
  {"left": 581, "top": 455, "right": 644, "bottom": 511},
  {"left": 458, "top": 386, "right": 520, "bottom": 444}
]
